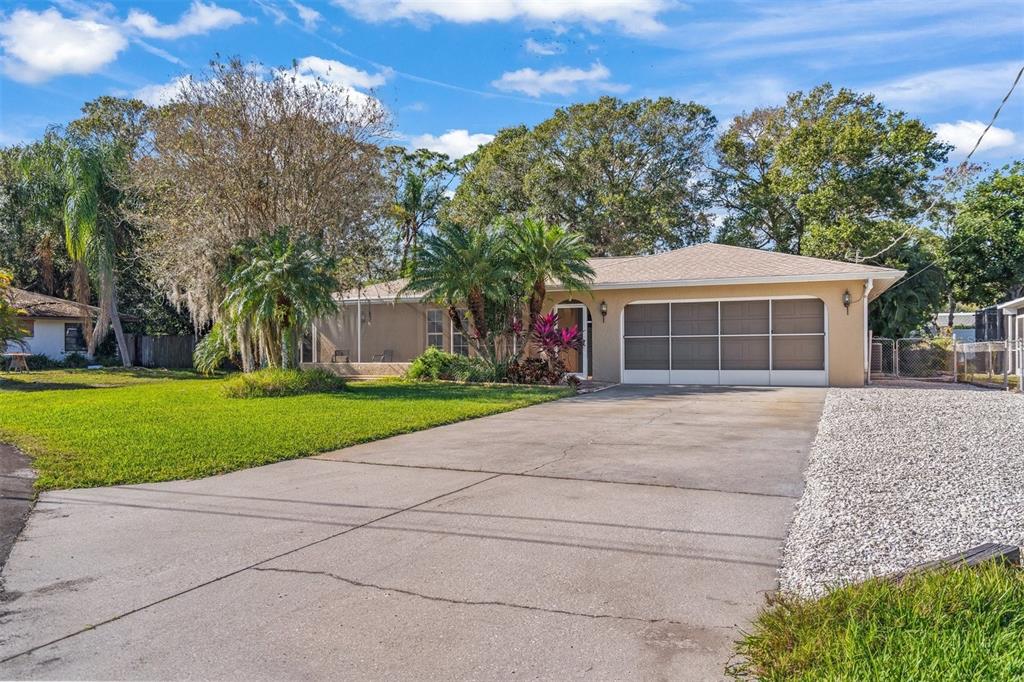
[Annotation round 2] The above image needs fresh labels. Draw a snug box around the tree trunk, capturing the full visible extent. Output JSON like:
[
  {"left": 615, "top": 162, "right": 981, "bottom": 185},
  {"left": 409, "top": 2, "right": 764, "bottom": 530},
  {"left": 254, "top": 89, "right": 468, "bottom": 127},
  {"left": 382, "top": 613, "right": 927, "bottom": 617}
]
[
  {"left": 108, "top": 280, "right": 132, "bottom": 367},
  {"left": 237, "top": 323, "right": 254, "bottom": 373},
  {"left": 947, "top": 291, "right": 956, "bottom": 330},
  {"left": 73, "top": 261, "right": 93, "bottom": 342}
]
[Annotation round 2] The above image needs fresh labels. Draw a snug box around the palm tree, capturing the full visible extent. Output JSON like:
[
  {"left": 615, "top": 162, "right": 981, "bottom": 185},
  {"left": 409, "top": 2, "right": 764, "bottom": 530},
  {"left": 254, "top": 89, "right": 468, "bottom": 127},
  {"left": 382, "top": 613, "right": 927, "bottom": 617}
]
[
  {"left": 61, "top": 140, "right": 132, "bottom": 365},
  {"left": 222, "top": 228, "right": 339, "bottom": 369},
  {"left": 507, "top": 218, "right": 595, "bottom": 332},
  {"left": 403, "top": 224, "right": 514, "bottom": 364},
  {"left": 19, "top": 133, "right": 133, "bottom": 365}
]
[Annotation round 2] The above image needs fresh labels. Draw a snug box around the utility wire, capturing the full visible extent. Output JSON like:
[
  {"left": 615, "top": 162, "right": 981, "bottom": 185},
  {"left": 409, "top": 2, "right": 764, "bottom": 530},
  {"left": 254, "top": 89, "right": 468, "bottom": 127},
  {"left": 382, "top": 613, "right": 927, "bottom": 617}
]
[
  {"left": 881, "top": 205, "right": 1015, "bottom": 294},
  {"left": 855, "top": 63, "right": 1023, "bottom": 263}
]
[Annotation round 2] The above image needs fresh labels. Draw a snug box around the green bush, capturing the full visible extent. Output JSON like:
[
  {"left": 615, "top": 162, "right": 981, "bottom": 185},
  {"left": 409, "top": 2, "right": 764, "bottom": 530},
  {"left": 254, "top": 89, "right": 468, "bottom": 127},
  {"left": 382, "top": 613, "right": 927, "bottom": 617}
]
[
  {"left": 222, "top": 368, "right": 346, "bottom": 398},
  {"left": 25, "top": 354, "right": 62, "bottom": 370},
  {"left": 731, "top": 561, "right": 1024, "bottom": 680},
  {"left": 62, "top": 352, "right": 90, "bottom": 368},
  {"left": 407, "top": 347, "right": 495, "bottom": 382}
]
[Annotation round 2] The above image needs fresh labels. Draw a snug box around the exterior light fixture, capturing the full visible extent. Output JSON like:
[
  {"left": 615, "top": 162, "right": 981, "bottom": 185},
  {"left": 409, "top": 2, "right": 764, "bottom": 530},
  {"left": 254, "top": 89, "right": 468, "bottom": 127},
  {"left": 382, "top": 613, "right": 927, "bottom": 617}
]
[
  {"left": 600, "top": 300, "right": 608, "bottom": 321},
  {"left": 842, "top": 290, "right": 851, "bottom": 314}
]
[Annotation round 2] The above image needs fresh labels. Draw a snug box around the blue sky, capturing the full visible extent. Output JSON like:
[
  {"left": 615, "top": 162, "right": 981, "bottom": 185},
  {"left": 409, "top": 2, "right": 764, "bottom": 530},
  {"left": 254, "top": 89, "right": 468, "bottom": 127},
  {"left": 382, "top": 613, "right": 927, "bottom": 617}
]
[{"left": 1, "top": 0, "right": 1022, "bottom": 167}]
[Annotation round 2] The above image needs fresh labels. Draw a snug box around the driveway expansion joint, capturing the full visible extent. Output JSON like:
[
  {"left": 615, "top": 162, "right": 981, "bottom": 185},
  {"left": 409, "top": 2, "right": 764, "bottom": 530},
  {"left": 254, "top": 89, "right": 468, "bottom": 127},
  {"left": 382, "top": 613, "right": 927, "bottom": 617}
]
[{"left": 312, "top": 457, "right": 800, "bottom": 500}]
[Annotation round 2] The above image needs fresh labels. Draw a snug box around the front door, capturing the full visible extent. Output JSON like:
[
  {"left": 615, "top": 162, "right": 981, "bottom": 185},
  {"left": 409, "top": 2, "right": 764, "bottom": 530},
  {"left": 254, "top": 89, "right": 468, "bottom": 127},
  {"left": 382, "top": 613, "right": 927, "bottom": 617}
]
[{"left": 555, "top": 304, "right": 588, "bottom": 378}]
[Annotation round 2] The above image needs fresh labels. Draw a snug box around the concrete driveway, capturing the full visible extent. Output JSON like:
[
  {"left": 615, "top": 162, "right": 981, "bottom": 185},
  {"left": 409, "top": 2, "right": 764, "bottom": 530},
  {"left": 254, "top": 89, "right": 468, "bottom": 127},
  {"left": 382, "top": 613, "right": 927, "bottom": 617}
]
[{"left": 0, "top": 385, "right": 825, "bottom": 680}]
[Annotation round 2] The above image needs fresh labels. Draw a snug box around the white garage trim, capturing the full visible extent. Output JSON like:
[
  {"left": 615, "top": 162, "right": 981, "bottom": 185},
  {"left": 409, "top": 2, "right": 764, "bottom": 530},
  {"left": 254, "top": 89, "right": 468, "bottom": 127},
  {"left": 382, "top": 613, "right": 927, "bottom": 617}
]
[{"left": 620, "top": 295, "right": 829, "bottom": 387}]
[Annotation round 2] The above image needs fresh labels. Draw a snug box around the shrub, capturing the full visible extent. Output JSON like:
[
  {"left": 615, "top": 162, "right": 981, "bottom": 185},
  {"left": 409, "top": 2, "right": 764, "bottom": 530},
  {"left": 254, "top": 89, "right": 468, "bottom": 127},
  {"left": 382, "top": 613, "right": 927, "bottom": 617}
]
[
  {"left": 194, "top": 322, "right": 232, "bottom": 375},
  {"left": 407, "top": 347, "right": 494, "bottom": 382},
  {"left": 25, "top": 354, "right": 61, "bottom": 370},
  {"left": 222, "top": 368, "right": 345, "bottom": 398},
  {"left": 730, "top": 562, "right": 1024, "bottom": 680},
  {"left": 63, "top": 353, "right": 90, "bottom": 368},
  {"left": 506, "top": 357, "right": 566, "bottom": 385}
]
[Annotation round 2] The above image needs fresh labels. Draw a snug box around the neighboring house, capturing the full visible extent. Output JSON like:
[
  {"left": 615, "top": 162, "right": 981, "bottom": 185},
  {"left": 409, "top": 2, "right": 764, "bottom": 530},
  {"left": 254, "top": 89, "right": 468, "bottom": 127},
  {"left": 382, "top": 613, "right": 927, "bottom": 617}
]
[
  {"left": 997, "top": 295, "right": 1024, "bottom": 384},
  {"left": 931, "top": 311, "right": 977, "bottom": 341},
  {"left": 312, "top": 243, "right": 904, "bottom": 388},
  {"left": 6, "top": 288, "right": 96, "bottom": 360}
]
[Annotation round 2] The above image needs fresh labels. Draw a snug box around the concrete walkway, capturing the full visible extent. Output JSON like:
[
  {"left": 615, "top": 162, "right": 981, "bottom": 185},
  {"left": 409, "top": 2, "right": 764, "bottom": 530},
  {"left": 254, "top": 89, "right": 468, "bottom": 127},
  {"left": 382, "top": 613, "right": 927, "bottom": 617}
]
[{"left": 0, "top": 385, "right": 825, "bottom": 680}]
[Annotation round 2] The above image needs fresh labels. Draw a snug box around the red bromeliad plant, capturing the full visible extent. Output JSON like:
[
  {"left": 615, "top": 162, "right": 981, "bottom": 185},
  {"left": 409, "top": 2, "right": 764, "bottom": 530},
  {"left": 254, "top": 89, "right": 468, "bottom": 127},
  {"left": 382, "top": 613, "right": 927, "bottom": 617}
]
[{"left": 532, "top": 311, "right": 583, "bottom": 372}]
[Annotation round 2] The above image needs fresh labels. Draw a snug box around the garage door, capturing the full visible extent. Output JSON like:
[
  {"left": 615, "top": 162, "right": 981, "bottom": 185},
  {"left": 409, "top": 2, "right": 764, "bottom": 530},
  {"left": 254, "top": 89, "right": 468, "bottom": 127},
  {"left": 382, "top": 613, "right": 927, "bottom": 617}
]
[{"left": 622, "top": 298, "right": 827, "bottom": 386}]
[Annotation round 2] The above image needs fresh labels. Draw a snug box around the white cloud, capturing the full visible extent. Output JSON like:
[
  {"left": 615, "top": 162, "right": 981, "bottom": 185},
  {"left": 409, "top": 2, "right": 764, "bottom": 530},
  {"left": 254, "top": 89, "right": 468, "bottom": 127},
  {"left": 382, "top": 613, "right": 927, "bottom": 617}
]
[
  {"left": 294, "top": 56, "right": 391, "bottom": 89},
  {"left": 933, "top": 120, "right": 1018, "bottom": 157},
  {"left": 125, "top": 1, "right": 247, "bottom": 39},
  {"left": 0, "top": 8, "right": 128, "bottom": 83},
  {"left": 134, "top": 75, "right": 193, "bottom": 106},
  {"left": 409, "top": 129, "right": 495, "bottom": 158},
  {"left": 524, "top": 38, "right": 564, "bottom": 56},
  {"left": 491, "top": 62, "right": 625, "bottom": 97},
  {"left": 872, "top": 62, "right": 1022, "bottom": 110},
  {"left": 289, "top": 0, "right": 322, "bottom": 29},
  {"left": 333, "top": 0, "right": 674, "bottom": 34}
]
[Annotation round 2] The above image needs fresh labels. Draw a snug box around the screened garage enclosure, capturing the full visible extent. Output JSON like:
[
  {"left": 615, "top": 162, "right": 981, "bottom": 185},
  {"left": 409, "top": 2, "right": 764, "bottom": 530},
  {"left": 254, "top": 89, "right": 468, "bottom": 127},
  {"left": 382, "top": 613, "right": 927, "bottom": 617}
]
[{"left": 622, "top": 298, "right": 827, "bottom": 386}]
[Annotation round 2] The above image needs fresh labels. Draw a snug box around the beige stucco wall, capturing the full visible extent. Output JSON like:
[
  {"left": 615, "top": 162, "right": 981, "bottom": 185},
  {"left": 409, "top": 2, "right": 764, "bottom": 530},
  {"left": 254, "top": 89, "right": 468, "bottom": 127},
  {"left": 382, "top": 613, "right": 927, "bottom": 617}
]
[
  {"left": 543, "top": 279, "right": 871, "bottom": 387},
  {"left": 315, "top": 278, "right": 873, "bottom": 386}
]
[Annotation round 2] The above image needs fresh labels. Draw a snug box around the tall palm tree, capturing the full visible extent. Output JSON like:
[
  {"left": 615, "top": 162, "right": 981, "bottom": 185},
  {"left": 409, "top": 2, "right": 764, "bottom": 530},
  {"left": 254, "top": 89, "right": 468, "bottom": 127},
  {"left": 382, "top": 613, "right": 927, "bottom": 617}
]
[
  {"left": 61, "top": 141, "right": 132, "bottom": 365},
  {"left": 507, "top": 218, "right": 595, "bottom": 332},
  {"left": 19, "top": 133, "right": 133, "bottom": 365},
  {"left": 403, "top": 224, "right": 514, "bottom": 364},
  {"left": 222, "top": 228, "right": 340, "bottom": 369}
]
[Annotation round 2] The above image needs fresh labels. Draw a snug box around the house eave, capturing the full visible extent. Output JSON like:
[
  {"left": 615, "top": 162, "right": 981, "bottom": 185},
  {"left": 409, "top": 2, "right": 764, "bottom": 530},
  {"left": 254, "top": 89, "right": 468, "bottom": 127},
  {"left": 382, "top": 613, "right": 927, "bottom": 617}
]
[
  {"left": 336, "top": 271, "right": 906, "bottom": 304},
  {"left": 998, "top": 296, "right": 1024, "bottom": 312},
  {"left": 548, "top": 271, "right": 905, "bottom": 292}
]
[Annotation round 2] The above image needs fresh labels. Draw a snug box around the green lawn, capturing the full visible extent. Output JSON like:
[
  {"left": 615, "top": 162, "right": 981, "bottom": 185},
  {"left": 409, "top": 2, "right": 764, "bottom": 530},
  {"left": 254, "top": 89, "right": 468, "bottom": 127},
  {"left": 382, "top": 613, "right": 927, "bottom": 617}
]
[
  {"left": 0, "top": 369, "right": 571, "bottom": 491},
  {"left": 731, "top": 561, "right": 1024, "bottom": 681}
]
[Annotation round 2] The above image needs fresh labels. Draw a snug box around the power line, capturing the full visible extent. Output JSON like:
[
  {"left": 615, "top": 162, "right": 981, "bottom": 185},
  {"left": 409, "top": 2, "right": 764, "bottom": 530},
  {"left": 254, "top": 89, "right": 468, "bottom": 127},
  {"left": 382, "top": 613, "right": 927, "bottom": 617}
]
[
  {"left": 881, "top": 205, "right": 1016, "bottom": 294},
  {"left": 855, "top": 63, "right": 1024, "bottom": 263}
]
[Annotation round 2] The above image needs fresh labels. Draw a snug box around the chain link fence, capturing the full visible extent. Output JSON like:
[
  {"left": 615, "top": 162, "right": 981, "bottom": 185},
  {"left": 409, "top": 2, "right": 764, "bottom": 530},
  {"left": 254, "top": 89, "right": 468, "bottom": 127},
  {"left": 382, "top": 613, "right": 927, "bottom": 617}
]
[
  {"left": 896, "top": 337, "right": 954, "bottom": 379},
  {"left": 870, "top": 336, "right": 895, "bottom": 378},
  {"left": 870, "top": 335, "right": 954, "bottom": 382},
  {"left": 955, "top": 340, "right": 1020, "bottom": 391}
]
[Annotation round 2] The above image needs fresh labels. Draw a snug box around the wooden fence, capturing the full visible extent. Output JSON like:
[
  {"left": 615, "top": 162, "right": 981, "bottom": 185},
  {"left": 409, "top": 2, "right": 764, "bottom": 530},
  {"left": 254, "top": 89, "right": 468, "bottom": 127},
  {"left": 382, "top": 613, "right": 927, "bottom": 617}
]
[{"left": 125, "top": 334, "right": 196, "bottom": 368}]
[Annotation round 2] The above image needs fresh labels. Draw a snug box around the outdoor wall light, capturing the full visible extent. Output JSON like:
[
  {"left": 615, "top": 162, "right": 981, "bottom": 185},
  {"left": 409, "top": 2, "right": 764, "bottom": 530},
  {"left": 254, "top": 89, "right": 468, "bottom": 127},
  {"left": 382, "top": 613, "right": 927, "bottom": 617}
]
[
  {"left": 842, "top": 290, "right": 852, "bottom": 314},
  {"left": 600, "top": 300, "right": 608, "bottom": 321}
]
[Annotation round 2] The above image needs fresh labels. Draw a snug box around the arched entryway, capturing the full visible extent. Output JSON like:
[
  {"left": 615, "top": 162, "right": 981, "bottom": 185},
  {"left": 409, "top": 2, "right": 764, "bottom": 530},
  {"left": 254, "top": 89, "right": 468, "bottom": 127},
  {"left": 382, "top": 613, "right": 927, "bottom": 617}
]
[{"left": 554, "top": 299, "right": 593, "bottom": 379}]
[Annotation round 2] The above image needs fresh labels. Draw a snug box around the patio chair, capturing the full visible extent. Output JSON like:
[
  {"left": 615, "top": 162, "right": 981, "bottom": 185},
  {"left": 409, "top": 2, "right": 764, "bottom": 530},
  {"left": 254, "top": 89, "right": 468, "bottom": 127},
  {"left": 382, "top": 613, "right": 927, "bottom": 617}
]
[
  {"left": 371, "top": 349, "right": 393, "bottom": 362},
  {"left": 332, "top": 349, "right": 350, "bottom": 363}
]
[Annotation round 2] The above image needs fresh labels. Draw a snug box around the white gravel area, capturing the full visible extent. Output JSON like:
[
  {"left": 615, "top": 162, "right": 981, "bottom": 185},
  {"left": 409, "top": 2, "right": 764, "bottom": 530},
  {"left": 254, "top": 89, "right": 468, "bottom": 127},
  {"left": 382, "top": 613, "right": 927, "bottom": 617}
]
[{"left": 780, "top": 384, "right": 1024, "bottom": 598}]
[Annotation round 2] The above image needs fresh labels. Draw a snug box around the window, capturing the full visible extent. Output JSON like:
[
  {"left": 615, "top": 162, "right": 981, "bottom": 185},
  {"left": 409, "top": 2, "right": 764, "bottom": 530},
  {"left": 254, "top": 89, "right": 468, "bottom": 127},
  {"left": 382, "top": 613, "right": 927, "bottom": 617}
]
[
  {"left": 451, "top": 310, "right": 469, "bottom": 356},
  {"left": 64, "top": 323, "right": 87, "bottom": 352},
  {"left": 19, "top": 319, "right": 34, "bottom": 337},
  {"left": 426, "top": 309, "right": 444, "bottom": 349}
]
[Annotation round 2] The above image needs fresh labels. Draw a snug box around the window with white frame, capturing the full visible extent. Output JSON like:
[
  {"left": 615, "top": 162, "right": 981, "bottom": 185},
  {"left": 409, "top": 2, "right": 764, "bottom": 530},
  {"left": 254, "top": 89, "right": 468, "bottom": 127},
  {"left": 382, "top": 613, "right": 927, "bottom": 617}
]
[
  {"left": 451, "top": 310, "right": 469, "bottom": 356},
  {"left": 426, "top": 309, "right": 444, "bottom": 349}
]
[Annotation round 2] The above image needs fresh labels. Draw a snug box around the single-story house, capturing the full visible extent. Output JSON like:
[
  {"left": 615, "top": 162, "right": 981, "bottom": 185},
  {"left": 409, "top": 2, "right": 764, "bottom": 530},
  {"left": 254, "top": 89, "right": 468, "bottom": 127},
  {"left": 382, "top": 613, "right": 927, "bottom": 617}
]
[
  {"left": 6, "top": 288, "right": 95, "bottom": 360},
  {"left": 311, "top": 243, "right": 905, "bottom": 387},
  {"left": 931, "top": 311, "right": 976, "bottom": 341},
  {"left": 998, "top": 295, "right": 1023, "bottom": 383}
]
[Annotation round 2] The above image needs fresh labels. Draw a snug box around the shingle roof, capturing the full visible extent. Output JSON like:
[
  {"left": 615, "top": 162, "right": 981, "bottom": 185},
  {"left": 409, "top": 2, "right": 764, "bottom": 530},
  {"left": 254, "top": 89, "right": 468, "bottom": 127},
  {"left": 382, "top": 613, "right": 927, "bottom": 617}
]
[
  {"left": 576, "top": 243, "right": 902, "bottom": 288},
  {"left": 339, "top": 243, "right": 904, "bottom": 302},
  {"left": 10, "top": 288, "right": 99, "bottom": 319}
]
